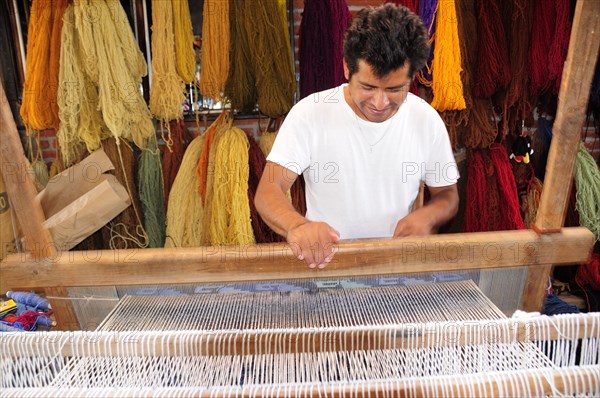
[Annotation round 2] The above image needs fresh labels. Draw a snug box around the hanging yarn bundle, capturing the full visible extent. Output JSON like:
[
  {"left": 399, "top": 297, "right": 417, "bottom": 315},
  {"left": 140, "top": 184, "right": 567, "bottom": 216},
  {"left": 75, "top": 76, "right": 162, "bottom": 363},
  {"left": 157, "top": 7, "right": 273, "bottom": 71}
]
[
  {"left": 454, "top": 0, "right": 497, "bottom": 149},
  {"left": 576, "top": 249, "right": 600, "bottom": 292},
  {"left": 57, "top": 4, "right": 110, "bottom": 166},
  {"left": 464, "top": 145, "right": 525, "bottom": 232},
  {"left": 172, "top": 0, "right": 196, "bottom": 84},
  {"left": 490, "top": 143, "right": 526, "bottom": 231},
  {"left": 528, "top": 0, "right": 557, "bottom": 96},
  {"left": 225, "top": 0, "right": 257, "bottom": 113},
  {"left": 416, "top": 0, "right": 437, "bottom": 86},
  {"left": 105, "top": 0, "right": 148, "bottom": 81},
  {"left": 428, "top": 0, "right": 466, "bottom": 111},
  {"left": 199, "top": 0, "right": 229, "bottom": 99},
  {"left": 206, "top": 124, "right": 255, "bottom": 246},
  {"left": 473, "top": 0, "right": 510, "bottom": 98},
  {"left": 299, "top": 0, "right": 351, "bottom": 99},
  {"left": 101, "top": 138, "right": 148, "bottom": 249},
  {"left": 548, "top": 0, "right": 572, "bottom": 94},
  {"left": 277, "top": 0, "right": 296, "bottom": 81},
  {"left": 574, "top": 142, "right": 600, "bottom": 241},
  {"left": 138, "top": 136, "right": 166, "bottom": 248},
  {"left": 259, "top": 131, "right": 279, "bottom": 158},
  {"left": 463, "top": 150, "right": 488, "bottom": 233},
  {"left": 299, "top": 0, "right": 332, "bottom": 99},
  {"left": 501, "top": 0, "right": 535, "bottom": 135},
  {"left": 197, "top": 112, "right": 229, "bottom": 203},
  {"left": 149, "top": 0, "right": 186, "bottom": 123},
  {"left": 20, "top": 0, "right": 63, "bottom": 131},
  {"left": 483, "top": 149, "right": 501, "bottom": 231},
  {"left": 165, "top": 135, "right": 205, "bottom": 248},
  {"left": 74, "top": 0, "right": 154, "bottom": 149},
  {"left": 247, "top": 130, "right": 283, "bottom": 243},
  {"left": 48, "top": 0, "right": 69, "bottom": 129},
  {"left": 201, "top": 118, "right": 232, "bottom": 245},
  {"left": 243, "top": 0, "right": 296, "bottom": 118},
  {"left": 162, "top": 120, "right": 189, "bottom": 207}
]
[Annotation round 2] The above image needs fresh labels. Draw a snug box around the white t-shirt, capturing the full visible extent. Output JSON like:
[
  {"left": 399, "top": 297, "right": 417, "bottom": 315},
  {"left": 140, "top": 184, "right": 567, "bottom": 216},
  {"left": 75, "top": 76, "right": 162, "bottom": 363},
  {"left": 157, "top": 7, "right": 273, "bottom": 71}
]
[{"left": 267, "top": 84, "right": 459, "bottom": 239}]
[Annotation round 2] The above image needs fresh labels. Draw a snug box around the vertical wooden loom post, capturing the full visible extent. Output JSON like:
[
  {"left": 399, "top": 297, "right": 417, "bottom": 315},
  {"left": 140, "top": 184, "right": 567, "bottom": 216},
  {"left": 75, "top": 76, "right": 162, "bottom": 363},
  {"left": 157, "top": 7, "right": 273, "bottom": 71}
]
[
  {"left": 0, "top": 79, "right": 79, "bottom": 330},
  {"left": 523, "top": 0, "right": 600, "bottom": 311},
  {"left": 0, "top": 80, "right": 55, "bottom": 258}
]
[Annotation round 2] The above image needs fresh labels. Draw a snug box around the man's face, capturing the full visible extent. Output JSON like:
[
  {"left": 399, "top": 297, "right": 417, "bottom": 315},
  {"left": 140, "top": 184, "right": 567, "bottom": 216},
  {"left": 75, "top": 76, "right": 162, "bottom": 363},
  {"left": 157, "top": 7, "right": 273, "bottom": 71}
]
[{"left": 344, "top": 59, "right": 412, "bottom": 123}]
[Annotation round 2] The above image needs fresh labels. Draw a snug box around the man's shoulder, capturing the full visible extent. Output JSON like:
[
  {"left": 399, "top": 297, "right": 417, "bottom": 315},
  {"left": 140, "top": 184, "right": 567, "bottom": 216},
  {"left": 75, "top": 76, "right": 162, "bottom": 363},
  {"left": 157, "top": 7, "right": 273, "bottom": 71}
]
[
  {"left": 404, "top": 93, "right": 438, "bottom": 113},
  {"left": 403, "top": 93, "right": 445, "bottom": 126}
]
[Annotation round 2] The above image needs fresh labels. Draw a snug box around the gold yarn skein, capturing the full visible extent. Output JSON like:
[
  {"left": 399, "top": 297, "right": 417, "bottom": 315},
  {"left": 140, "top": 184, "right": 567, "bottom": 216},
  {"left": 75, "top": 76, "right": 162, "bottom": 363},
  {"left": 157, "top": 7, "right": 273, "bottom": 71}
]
[
  {"left": 165, "top": 135, "right": 205, "bottom": 248},
  {"left": 172, "top": 0, "right": 196, "bottom": 83},
  {"left": 207, "top": 124, "right": 255, "bottom": 246},
  {"left": 150, "top": 0, "right": 186, "bottom": 122},
  {"left": 199, "top": 0, "right": 229, "bottom": 100}
]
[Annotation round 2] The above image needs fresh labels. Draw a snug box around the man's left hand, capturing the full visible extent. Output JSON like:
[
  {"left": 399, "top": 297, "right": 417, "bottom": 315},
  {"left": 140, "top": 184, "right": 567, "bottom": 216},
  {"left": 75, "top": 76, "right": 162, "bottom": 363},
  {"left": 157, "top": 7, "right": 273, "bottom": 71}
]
[{"left": 393, "top": 211, "right": 435, "bottom": 237}]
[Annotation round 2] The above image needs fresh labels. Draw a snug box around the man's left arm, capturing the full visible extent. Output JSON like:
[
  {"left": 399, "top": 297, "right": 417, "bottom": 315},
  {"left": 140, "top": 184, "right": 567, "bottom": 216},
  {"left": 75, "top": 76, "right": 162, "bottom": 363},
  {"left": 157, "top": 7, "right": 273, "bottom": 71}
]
[{"left": 393, "top": 184, "right": 459, "bottom": 237}]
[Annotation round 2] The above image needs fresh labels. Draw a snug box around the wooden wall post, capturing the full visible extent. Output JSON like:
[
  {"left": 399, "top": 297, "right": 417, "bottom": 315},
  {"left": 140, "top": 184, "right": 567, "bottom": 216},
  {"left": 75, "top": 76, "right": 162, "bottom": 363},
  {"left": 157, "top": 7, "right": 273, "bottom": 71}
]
[
  {"left": 523, "top": 0, "right": 600, "bottom": 311},
  {"left": 0, "top": 80, "right": 55, "bottom": 259}
]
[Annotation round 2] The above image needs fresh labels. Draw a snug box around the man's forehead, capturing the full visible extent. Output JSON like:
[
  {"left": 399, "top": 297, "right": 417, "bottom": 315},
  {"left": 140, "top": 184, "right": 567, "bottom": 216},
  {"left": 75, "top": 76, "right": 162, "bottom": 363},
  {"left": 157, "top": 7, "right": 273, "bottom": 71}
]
[{"left": 355, "top": 60, "right": 412, "bottom": 85}]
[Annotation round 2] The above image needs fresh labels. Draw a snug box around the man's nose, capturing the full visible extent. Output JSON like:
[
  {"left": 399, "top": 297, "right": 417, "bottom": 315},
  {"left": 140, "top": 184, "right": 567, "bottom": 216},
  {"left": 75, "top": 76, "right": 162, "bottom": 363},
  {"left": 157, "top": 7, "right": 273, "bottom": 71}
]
[{"left": 372, "top": 90, "right": 389, "bottom": 109}]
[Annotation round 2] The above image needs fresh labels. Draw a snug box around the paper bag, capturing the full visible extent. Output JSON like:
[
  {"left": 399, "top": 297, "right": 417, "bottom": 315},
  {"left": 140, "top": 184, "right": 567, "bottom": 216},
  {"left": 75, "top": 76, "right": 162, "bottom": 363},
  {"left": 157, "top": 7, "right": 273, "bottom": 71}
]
[{"left": 37, "top": 149, "right": 131, "bottom": 251}]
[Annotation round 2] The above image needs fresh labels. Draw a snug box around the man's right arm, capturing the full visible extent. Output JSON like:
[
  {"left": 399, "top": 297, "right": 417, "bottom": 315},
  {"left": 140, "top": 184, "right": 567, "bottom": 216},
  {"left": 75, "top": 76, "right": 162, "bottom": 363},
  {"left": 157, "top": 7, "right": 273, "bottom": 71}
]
[{"left": 255, "top": 161, "right": 339, "bottom": 268}]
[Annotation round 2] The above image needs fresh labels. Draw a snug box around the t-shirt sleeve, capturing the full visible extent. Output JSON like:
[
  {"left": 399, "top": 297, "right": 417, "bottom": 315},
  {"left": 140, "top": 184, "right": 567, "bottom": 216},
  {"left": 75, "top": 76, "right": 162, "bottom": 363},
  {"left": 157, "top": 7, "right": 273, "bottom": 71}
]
[
  {"left": 266, "top": 101, "right": 312, "bottom": 176},
  {"left": 423, "top": 118, "right": 460, "bottom": 187}
]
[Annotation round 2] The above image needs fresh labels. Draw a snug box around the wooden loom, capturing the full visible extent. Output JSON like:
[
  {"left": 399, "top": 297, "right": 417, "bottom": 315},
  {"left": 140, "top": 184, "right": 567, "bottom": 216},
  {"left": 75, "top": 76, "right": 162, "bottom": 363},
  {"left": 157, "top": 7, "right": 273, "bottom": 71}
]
[{"left": 0, "top": 0, "right": 599, "bottom": 396}]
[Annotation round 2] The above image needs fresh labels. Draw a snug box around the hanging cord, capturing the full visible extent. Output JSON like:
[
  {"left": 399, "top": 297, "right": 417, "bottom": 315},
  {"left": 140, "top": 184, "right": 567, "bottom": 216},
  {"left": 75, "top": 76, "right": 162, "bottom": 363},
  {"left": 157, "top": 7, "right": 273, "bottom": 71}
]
[{"left": 108, "top": 138, "right": 149, "bottom": 249}]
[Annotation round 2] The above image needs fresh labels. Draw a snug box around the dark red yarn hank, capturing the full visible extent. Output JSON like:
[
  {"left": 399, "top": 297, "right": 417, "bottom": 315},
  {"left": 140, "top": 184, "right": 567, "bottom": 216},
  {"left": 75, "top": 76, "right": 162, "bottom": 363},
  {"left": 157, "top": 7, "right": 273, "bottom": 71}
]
[
  {"left": 463, "top": 150, "right": 488, "bottom": 232},
  {"left": 291, "top": 176, "right": 307, "bottom": 217},
  {"left": 490, "top": 143, "right": 525, "bottom": 231},
  {"left": 464, "top": 145, "right": 526, "bottom": 232},
  {"left": 329, "top": 0, "right": 352, "bottom": 88},
  {"left": 247, "top": 132, "right": 283, "bottom": 243},
  {"left": 548, "top": 0, "right": 572, "bottom": 94},
  {"left": 162, "top": 120, "right": 189, "bottom": 207},
  {"left": 501, "top": 0, "right": 535, "bottom": 134},
  {"left": 473, "top": 0, "right": 511, "bottom": 98},
  {"left": 299, "top": 0, "right": 351, "bottom": 98},
  {"left": 386, "top": 0, "right": 420, "bottom": 13},
  {"left": 528, "top": 0, "right": 557, "bottom": 96},
  {"left": 576, "top": 248, "right": 600, "bottom": 291}
]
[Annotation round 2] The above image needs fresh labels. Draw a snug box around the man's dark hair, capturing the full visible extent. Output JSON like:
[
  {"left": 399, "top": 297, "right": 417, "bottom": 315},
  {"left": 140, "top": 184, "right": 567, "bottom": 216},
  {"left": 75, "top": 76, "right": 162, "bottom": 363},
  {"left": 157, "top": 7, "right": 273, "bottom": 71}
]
[{"left": 343, "top": 4, "right": 430, "bottom": 79}]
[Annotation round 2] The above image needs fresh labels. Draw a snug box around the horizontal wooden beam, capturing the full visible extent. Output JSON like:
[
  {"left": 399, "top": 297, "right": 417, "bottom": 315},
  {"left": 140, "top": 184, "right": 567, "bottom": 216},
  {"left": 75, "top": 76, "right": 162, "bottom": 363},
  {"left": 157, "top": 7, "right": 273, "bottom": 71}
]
[
  {"left": 0, "top": 227, "right": 593, "bottom": 291},
  {"left": 10, "top": 314, "right": 590, "bottom": 358},
  {"left": 1, "top": 365, "right": 597, "bottom": 398}
]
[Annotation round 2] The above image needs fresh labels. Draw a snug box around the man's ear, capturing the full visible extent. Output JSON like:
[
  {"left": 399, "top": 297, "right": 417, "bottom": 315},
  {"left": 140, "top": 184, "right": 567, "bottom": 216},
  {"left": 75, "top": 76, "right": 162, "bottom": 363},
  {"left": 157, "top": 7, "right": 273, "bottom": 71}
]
[{"left": 343, "top": 58, "right": 350, "bottom": 80}]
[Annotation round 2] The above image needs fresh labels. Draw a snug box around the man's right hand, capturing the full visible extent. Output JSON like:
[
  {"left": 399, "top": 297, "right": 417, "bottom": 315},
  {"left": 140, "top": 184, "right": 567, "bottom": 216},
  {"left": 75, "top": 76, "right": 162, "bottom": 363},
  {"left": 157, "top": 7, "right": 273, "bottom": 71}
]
[{"left": 286, "top": 221, "right": 340, "bottom": 269}]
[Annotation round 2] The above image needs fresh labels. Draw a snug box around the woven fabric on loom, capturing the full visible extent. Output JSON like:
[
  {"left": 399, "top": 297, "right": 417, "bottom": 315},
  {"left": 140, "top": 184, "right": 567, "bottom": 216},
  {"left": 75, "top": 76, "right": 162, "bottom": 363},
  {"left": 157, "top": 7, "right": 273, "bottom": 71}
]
[{"left": 1, "top": 280, "right": 599, "bottom": 397}]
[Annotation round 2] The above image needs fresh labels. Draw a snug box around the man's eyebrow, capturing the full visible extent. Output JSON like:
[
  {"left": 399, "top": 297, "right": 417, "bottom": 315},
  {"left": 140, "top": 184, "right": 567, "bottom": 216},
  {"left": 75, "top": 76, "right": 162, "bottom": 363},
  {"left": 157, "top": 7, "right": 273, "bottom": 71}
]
[
  {"left": 359, "top": 81, "right": 377, "bottom": 88},
  {"left": 358, "top": 82, "right": 410, "bottom": 89}
]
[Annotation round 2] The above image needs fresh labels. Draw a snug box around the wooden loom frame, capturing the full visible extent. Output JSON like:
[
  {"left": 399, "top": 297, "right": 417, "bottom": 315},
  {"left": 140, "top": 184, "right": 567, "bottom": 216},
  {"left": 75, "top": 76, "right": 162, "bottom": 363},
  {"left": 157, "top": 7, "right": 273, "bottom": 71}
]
[{"left": 0, "top": 0, "right": 598, "bottom": 332}]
